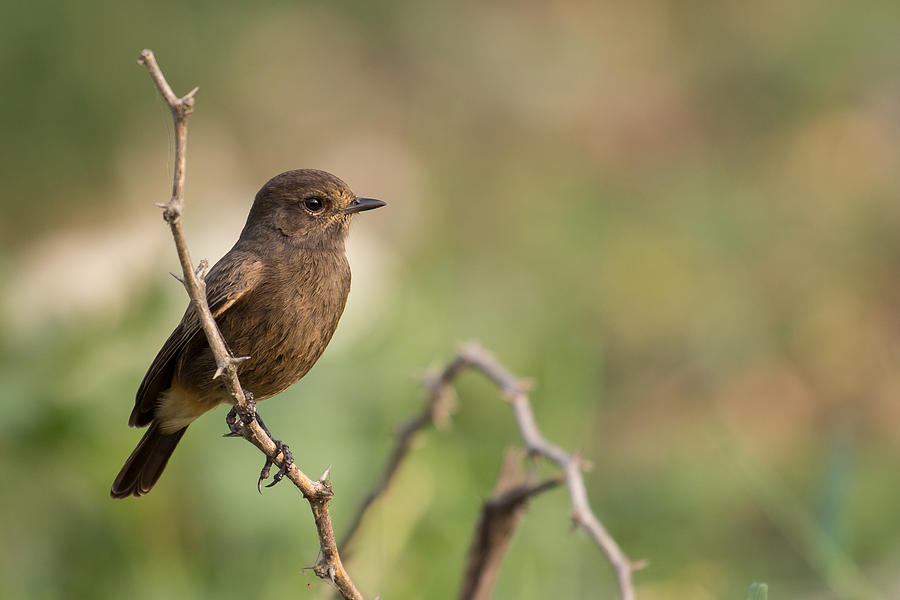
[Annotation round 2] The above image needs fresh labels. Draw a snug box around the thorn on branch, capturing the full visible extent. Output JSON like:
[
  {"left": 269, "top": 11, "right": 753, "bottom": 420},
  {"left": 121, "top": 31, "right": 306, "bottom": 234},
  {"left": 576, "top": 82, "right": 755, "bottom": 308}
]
[
  {"left": 312, "top": 563, "right": 338, "bottom": 584},
  {"left": 630, "top": 559, "right": 650, "bottom": 572},
  {"left": 169, "top": 271, "right": 185, "bottom": 284},
  {"left": 178, "top": 95, "right": 196, "bottom": 117},
  {"left": 156, "top": 201, "right": 182, "bottom": 224},
  {"left": 212, "top": 363, "right": 227, "bottom": 381},
  {"left": 212, "top": 355, "right": 251, "bottom": 380}
]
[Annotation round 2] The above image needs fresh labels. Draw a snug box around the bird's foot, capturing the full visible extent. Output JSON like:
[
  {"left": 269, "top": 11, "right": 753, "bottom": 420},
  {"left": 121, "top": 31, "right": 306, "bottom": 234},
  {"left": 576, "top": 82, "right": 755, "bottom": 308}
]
[
  {"left": 223, "top": 390, "right": 256, "bottom": 438},
  {"left": 258, "top": 440, "right": 293, "bottom": 492},
  {"left": 223, "top": 407, "right": 241, "bottom": 437},
  {"left": 219, "top": 392, "right": 291, "bottom": 492}
]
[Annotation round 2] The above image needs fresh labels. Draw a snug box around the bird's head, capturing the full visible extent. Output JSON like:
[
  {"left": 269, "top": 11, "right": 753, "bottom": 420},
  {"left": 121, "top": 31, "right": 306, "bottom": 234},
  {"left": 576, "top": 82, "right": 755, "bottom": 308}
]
[{"left": 242, "top": 169, "right": 385, "bottom": 248}]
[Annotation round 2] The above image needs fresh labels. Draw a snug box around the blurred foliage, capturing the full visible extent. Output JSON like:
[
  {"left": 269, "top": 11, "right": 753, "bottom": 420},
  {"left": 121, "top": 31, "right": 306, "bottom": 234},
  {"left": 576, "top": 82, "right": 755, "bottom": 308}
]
[
  {"left": 746, "top": 582, "right": 769, "bottom": 600},
  {"left": 3, "top": 0, "right": 900, "bottom": 598}
]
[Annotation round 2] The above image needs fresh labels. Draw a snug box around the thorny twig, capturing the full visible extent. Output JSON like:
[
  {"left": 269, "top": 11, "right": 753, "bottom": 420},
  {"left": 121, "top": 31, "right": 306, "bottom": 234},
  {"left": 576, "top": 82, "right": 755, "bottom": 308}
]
[
  {"left": 137, "top": 49, "right": 364, "bottom": 600},
  {"left": 341, "top": 341, "right": 640, "bottom": 600}
]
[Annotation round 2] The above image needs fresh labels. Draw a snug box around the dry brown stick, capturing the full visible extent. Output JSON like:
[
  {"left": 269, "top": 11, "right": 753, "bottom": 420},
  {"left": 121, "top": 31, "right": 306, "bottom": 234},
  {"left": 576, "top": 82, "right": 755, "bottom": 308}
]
[
  {"left": 137, "top": 49, "right": 363, "bottom": 600},
  {"left": 340, "top": 341, "right": 639, "bottom": 600},
  {"left": 457, "top": 342, "right": 639, "bottom": 600},
  {"left": 459, "top": 449, "right": 564, "bottom": 600}
]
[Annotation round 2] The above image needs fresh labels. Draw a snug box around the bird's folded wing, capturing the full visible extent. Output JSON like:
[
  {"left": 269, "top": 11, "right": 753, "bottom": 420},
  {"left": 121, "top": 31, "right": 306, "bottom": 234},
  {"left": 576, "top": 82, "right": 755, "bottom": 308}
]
[{"left": 129, "top": 254, "right": 264, "bottom": 427}]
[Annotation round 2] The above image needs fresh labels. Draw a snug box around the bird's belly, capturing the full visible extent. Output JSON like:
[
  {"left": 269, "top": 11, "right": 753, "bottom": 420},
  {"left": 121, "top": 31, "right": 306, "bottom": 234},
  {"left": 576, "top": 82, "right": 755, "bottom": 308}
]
[{"left": 237, "top": 343, "right": 323, "bottom": 400}]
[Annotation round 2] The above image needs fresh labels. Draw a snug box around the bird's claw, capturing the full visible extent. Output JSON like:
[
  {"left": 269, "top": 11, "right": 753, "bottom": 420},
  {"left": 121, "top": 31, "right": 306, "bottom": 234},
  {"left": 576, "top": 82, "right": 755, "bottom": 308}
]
[
  {"left": 257, "top": 440, "right": 293, "bottom": 492},
  {"left": 223, "top": 406, "right": 242, "bottom": 437},
  {"left": 267, "top": 441, "right": 293, "bottom": 488},
  {"left": 220, "top": 393, "right": 290, "bottom": 492}
]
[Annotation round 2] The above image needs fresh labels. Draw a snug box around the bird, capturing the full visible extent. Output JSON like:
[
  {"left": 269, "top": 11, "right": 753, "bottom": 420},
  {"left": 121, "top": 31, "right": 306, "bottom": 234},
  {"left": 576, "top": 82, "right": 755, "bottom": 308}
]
[{"left": 111, "top": 169, "right": 385, "bottom": 499}]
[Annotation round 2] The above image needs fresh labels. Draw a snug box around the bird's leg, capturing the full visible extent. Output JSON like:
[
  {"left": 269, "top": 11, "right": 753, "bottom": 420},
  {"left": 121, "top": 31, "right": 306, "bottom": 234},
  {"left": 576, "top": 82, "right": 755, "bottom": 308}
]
[
  {"left": 251, "top": 407, "right": 272, "bottom": 436},
  {"left": 223, "top": 389, "right": 256, "bottom": 438},
  {"left": 256, "top": 413, "right": 294, "bottom": 494},
  {"left": 256, "top": 440, "right": 294, "bottom": 491},
  {"left": 251, "top": 410, "right": 294, "bottom": 491}
]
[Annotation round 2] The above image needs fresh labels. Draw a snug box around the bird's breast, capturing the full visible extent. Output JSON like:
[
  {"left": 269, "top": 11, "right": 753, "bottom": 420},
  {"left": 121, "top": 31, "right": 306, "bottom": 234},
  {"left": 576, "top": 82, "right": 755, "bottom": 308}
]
[{"left": 218, "top": 252, "right": 351, "bottom": 400}]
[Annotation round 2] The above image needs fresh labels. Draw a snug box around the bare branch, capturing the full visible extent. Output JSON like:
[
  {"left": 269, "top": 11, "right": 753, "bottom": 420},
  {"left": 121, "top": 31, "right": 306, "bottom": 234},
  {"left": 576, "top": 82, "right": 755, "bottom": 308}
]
[
  {"left": 457, "top": 343, "right": 640, "bottom": 600},
  {"left": 342, "top": 342, "right": 638, "bottom": 600},
  {"left": 459, "top": 449, "right": 563, "bottom": 600},
  {"left": 137, "top": 49, "right": 364, "bottom": 600}
]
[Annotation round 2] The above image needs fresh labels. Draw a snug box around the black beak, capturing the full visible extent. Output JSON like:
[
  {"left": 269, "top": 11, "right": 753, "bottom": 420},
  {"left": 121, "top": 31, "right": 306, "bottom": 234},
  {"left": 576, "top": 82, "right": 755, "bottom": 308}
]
[{"left": 344, "top": 197, "right": 386, "bottom": 214}]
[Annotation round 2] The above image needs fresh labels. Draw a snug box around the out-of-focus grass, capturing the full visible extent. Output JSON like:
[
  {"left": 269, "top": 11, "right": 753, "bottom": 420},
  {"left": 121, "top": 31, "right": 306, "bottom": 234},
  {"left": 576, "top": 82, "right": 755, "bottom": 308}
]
[
  {"left": 3, "top": 1, "right": 900, "bottom": 599},
  {"left": 746, "top": 582, "right": 768, "bottom": 600}
]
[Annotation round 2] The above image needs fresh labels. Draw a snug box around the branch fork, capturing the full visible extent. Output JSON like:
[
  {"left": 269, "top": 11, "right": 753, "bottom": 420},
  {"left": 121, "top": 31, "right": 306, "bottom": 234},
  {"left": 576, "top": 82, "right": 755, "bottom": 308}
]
[{"left": 341, "top": 342, "right": 639, "bottom": 600}]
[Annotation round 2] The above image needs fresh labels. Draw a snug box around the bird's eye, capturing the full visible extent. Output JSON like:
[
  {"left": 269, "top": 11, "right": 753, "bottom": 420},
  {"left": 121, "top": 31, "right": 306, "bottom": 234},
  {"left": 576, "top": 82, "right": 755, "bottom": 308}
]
[{"left": 303, "top": 197, "right": 324, "bottom": 213}]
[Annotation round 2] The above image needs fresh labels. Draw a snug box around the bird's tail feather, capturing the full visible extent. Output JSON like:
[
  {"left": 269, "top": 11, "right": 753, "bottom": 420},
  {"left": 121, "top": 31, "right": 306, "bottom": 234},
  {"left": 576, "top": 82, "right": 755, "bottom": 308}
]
[{"left": 110, "top": 422, "right": 186, "bottom": 499}]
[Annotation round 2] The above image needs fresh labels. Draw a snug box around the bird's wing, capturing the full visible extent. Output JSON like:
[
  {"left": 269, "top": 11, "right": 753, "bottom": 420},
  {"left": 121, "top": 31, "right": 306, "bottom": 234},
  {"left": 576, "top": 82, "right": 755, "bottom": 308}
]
[{"left": 129, "top": 254, "right": 265, "bottom": 427}]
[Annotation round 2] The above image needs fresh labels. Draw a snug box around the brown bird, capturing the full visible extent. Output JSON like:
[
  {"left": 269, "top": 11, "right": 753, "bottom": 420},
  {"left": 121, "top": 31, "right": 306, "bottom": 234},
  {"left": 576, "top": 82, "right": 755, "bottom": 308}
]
[{"left": 111, "top": 169, "right": 385, "bottom": 499}]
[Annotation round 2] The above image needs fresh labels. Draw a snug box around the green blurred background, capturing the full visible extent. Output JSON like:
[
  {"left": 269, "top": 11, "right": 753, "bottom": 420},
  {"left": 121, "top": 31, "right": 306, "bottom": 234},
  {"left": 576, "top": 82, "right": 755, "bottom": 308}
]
[{"left": 3, "top": 1, "right": 900, "bottom": 598}]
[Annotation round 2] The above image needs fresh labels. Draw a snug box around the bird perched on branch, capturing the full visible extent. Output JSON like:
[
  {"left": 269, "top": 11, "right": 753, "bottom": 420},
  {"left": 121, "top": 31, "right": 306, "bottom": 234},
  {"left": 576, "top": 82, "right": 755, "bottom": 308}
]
[{"left": 111, "top": 169, "right": 385, "bottom": 498}]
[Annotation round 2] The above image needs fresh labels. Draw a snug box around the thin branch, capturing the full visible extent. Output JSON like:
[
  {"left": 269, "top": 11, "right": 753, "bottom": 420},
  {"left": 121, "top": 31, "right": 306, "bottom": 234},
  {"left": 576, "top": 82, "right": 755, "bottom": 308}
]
[
  {"left": 341, "top": 342, "right": 639, "bottom": 600},
  {"left": 137, "top": 49, "right": 364, "bottom": 600},
  {"left": 457, "top": 342, "right": 640, "bottom": 600},
  {"left": 459, "top": 449, "right": 564, "bottom": 600}
]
